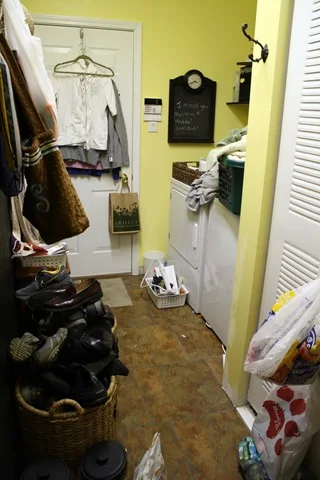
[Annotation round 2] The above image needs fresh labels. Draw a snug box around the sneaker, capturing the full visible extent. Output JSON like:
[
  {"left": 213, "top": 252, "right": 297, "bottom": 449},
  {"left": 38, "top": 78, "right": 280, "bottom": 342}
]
[
  {"left": 36, "top": 309, "right": 86, "bottom": 338},
  {"left": 27, "top": 287, "right": 71, "bottom": 312},
  {"left": 9, "top": 332, "right": 39, "bottom": 363},
  {"left": 15, "top": 265, "right": 72, "bottom": 301},
  {"left": 33, "top": 327, "right": 68, "bottom": 368}
]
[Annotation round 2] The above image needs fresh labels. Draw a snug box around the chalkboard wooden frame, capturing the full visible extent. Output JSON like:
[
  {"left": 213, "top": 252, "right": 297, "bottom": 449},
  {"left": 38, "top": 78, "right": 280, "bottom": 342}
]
[{"left": 168, "top": 74, "right": 216, "bottom": 143}]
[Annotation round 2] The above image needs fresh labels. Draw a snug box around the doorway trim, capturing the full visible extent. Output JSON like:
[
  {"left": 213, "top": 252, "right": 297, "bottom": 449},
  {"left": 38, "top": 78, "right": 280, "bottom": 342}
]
[
  {"left": 222, "top": 0, "right": 294, "bottom": 407},
  {"left": 33, "top": 14, "right": 142, "bottom": 275}
]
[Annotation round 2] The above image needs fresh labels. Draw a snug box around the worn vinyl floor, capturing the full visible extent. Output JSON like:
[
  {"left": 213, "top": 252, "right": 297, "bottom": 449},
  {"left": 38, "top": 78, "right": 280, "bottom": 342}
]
[{"left": 113, "top": 275, "right": 248, "bottom": 480}]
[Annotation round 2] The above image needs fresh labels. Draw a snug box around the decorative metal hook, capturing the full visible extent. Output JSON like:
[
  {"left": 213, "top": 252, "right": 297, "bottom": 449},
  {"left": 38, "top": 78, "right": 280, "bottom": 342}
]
[{"left": 242, "top": 23, "right": 269, "bottom": 63}]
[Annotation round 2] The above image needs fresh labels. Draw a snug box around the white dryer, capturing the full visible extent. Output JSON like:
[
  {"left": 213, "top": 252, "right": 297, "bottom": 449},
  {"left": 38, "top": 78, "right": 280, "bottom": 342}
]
[{"left": 167, "top": 178, "right": 209, "bottom": 313}]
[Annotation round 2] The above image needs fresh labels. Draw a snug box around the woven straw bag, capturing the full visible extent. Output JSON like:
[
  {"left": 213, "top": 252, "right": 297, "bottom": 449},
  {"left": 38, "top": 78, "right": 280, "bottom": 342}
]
[{"left": 15, "top": 376, "right": 117, "bottom": 471}]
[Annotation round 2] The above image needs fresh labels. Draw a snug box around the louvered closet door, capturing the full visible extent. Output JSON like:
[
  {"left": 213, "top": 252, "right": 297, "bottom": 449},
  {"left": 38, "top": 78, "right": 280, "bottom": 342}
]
[{"left": 248, "top": 0, "right": 320, "bottom": 412}]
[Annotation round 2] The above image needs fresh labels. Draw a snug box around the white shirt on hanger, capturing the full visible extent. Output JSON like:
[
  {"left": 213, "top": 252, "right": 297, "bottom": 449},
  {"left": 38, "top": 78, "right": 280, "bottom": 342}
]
[{"left": 53, "top": 59, "right": 117, "bottom": 150}]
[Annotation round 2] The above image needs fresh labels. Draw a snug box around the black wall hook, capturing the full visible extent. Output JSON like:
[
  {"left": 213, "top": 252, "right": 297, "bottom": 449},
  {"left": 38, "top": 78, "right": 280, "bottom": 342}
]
[{"left": 242, "top": 23, "right": 269, "bottom": 63}]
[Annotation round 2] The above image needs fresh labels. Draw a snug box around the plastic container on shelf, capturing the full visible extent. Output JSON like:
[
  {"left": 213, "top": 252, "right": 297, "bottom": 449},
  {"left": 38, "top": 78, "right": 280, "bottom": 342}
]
[
  {"left": 21, "top": 252, "right": 67, "bottom": 268},
  {"left": 218, "top": 156, "right": 245, "bottom": 215}
]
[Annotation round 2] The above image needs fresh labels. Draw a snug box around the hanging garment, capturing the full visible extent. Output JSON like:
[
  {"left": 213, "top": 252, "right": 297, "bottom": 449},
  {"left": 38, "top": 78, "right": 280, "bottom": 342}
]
[
  {"left": 59, "top": 80, "right": 129, "bottom": 170},
  {"left": 59, "top": 79, "right": 129, "bottom": 170},
  {"left": 0, "top": 53, "right": 21, "bottom": 168},
  {"left": 59, "top": 145, "right": 108, "bottom": 167},
  {"left": 67, "top": 167, "right": 103, "bottom": 178},
  {"left": 0, "top": 34, "right": 89, "bottom": 244},
  {"left": 3, "top": 0, "right": 58, "bottom": 136},
  {"left": 11, "top": 191, "right": 33, "bottom": 254},
  {"left": 108, "top": 80, "right": 129, "bottom": 168},
  {"left": 53, "top": 61, "right": 117, "bottom": 150},
  {"left": 0, "top": 132, "right": 22, "bottom": 196},
  {"left": 66, "top": 160, "right": 104, "bottom": 170},
  {"left": 11, "top": 188, "right": 40, "bottom": 245},
  {"left": 0, "top": 52, "right": 23, "bottom": 196},
  {"left": 10, "top": 187, "right": 47, "bottom": 257},
  {"left": 66, "top": 162, "right": 121, "bottom": 181}
]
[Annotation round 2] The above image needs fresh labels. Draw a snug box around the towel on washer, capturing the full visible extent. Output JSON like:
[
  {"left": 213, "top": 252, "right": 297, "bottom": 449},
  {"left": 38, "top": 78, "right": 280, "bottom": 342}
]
[{"left": 185, "top": 163, "right": 219, "bottom": 212}]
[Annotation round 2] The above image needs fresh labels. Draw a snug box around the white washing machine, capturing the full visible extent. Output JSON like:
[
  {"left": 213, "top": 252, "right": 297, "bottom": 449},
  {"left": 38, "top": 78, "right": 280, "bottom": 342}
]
[
  {"left": 167, "top": 178, "right": 209, "bottom": 313},
  {"left": 167, "top": 177, "right": 240, "bottom": 344},
  {"left": 200, "top": 200, "right": 240, "bottom": 345}
]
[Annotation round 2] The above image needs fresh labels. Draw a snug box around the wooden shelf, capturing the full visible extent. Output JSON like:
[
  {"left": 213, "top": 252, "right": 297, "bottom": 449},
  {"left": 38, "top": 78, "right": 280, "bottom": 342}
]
[{"left": 226, "top": 101, "right": 249, "bottom": 105}]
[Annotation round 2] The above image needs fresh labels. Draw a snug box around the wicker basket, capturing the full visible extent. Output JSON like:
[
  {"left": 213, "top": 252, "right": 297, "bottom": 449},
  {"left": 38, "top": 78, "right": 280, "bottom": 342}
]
[
  {"left": 111, "top": 316, "right": 118, "bottom": 340},
  {"left": 172, "top": 162, "right": 201, "bottom": 186},
  {"left": 15, "top": 376, "right": 117, "bottom": 471}
]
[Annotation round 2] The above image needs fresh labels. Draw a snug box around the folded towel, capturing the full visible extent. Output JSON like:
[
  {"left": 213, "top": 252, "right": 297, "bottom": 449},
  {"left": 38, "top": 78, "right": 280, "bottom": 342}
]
[
  {"left": 230, "top": 150, "right": 246, "bottom": 158},
  {"left": 207, "top": 135, "right": 247, "bottom": 169},
  {"left": 228, "top": 154, "right": 246, "bottom": 162},
  {"left": 217, "top": 127, "right": 247, "bottom": 147}
]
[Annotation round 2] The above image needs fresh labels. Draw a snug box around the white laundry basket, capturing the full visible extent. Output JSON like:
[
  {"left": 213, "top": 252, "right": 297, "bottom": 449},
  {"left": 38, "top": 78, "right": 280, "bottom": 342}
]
[
  {"left": 141, "top": 260, "right": 188, "bottom": 309},
  {"left": 145, "top": 278, "right": 188, "bottom": 309},
  {"left": 143, "top": 251, "right": 165, "bottom": 274}
]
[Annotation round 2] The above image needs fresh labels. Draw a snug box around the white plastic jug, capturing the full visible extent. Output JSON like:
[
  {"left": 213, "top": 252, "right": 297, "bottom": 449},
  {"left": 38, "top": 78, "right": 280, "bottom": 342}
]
[{"left": 143, "top": 251, "right": 165, "bottom": 274}]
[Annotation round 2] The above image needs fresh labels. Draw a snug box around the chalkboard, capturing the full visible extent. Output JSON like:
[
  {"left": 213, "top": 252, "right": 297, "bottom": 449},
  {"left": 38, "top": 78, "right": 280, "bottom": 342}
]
[{"left": 168, "top": 75, "right": 216, "bottom": 143}]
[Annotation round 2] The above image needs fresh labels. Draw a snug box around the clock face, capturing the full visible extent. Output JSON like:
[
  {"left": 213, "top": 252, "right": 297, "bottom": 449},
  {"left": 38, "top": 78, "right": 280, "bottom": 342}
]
[
  {"left": 188, "top": 73, "right": 202, "bottom": 89},
  {"left": 184, "top": 70, "right": 204, "bottom": 91}
]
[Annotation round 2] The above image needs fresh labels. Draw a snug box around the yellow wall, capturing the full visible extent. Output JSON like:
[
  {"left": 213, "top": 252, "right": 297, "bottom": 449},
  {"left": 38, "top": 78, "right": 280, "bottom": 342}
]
[
  {"left": 223, "top": 0, "right": 294, "bottom": 406},
  {"left": 25, "top": 0, "right": 256, "bottom": 264}
]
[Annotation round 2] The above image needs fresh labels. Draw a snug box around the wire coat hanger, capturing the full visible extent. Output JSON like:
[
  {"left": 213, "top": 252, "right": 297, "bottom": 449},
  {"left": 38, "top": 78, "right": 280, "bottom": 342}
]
[{"left": 53, "top": 28, "right": 115, "bottom": 78}]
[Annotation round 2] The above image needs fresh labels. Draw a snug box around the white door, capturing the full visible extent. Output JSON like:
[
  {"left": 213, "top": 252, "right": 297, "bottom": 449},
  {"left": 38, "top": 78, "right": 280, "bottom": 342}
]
[
  {"left": 248, "top": 0, "right": 320, "bottom": 412},
  {"left": 35, "top": 24, "right": 134, "bottom": 277}
]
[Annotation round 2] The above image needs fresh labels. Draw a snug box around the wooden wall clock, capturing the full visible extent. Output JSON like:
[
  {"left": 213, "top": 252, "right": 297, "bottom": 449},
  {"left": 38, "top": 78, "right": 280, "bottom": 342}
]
[{"left": 168, "top": 70, "right": 217, "bottom": 143}]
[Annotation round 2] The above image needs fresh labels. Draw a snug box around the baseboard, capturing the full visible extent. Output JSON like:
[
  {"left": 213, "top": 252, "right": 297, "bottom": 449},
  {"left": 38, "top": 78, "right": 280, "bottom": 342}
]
[{"left": 236, "top": 405, "right": 256, "bottom": 430}]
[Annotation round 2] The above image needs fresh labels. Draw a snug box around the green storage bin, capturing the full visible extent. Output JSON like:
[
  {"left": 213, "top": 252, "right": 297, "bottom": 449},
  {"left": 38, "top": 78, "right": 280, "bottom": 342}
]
[{"left": 218, "top": 156, "right": 245, "bottom": 215}]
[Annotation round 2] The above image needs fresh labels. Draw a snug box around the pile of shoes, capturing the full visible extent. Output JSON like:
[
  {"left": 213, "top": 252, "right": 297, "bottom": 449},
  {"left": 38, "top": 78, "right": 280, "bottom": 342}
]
[{"left": 11, "top": 265, "right": 128, "bottom": 410}]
